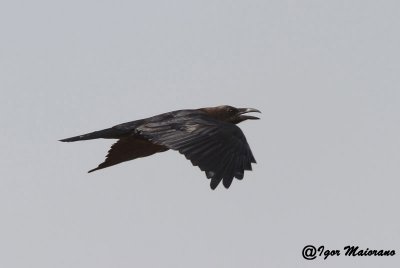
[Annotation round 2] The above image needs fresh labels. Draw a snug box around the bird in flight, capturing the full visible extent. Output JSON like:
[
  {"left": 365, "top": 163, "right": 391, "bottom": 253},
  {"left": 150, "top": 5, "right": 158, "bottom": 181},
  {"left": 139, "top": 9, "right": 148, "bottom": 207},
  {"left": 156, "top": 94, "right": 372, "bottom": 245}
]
[{"left": 60, "top": 105, "right": 260, "bottom": 189}]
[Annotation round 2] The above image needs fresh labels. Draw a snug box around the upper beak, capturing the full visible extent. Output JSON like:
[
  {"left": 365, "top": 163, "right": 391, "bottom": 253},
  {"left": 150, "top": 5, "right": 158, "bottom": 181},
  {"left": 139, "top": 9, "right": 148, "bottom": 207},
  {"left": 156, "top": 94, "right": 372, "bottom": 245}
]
[{"left": 238, "top": 108, "right": 261, "bottom": 120}]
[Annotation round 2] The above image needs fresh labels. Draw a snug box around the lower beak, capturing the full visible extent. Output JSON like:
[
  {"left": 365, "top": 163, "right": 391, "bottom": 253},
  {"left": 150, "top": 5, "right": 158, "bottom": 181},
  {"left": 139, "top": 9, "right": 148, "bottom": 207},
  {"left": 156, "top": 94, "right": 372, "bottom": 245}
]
[{"left": 238, "top": 108, "right": 261, "bottom": 120}]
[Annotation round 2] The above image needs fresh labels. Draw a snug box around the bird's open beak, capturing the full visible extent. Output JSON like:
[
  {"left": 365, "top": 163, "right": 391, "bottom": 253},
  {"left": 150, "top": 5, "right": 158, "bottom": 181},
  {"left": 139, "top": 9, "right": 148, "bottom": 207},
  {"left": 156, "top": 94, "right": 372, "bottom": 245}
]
[{"left": 238, "top": 108, "right": 261, "bottom": 120}]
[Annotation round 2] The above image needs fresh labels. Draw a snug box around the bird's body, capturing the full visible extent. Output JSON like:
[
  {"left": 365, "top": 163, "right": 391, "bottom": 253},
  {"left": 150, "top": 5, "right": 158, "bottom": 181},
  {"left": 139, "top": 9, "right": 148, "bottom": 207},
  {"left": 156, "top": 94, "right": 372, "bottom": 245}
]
[{"left": 60, "top": 105, "right": 260, "bottom": 189}]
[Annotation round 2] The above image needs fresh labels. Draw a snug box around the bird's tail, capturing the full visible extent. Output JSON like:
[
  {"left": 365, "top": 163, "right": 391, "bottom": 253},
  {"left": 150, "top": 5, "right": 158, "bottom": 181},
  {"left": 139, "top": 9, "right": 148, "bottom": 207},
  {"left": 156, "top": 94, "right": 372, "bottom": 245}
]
[{"left": 59, "top": 127, "right": 125, "bottom": 142}]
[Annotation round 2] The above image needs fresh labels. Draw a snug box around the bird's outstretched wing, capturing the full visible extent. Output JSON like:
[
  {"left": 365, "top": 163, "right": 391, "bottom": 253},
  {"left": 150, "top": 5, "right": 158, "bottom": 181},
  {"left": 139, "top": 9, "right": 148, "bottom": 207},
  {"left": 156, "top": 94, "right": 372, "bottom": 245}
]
[
  {"left": 137, "top": 114, "right": 256, "bottom": 189},
  {"left": 88, "top": 136, "right": 168, "bottom": 173}
]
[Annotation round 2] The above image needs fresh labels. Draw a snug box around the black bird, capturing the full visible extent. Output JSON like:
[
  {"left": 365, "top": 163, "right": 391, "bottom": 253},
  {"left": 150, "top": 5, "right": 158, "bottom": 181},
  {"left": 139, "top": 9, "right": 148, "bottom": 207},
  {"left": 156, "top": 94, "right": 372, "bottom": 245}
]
[{"left": 60, "top": 105, "right": 260, "bottom": 189}]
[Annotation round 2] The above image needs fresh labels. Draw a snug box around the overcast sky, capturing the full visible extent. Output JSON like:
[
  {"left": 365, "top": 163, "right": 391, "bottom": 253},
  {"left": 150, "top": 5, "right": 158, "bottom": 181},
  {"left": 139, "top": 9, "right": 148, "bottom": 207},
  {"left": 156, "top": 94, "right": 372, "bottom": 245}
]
[{"left": 1, "top": 1, "right": 399, "bottom": 267}]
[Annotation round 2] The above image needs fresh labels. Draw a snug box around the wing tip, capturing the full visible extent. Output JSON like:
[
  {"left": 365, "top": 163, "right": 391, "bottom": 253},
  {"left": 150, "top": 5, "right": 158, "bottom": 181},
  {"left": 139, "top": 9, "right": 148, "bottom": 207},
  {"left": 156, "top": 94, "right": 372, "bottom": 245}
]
[
  {"left": 88, "top": 167, "right": 99, "bottom": 173},
  {"left": 222, "top": 177, "right": 234, "bottom": 189},
  {"left": 207, "top": 171, "right": 222, "bottom": 190}
]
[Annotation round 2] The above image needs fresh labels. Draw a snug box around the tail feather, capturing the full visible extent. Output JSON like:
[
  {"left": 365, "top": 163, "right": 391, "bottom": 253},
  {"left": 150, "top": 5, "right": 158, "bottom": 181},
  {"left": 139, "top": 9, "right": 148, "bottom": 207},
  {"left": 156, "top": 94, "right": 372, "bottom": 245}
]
[{"left": 59, "top": 128, "right": 125, "bottom": 142}]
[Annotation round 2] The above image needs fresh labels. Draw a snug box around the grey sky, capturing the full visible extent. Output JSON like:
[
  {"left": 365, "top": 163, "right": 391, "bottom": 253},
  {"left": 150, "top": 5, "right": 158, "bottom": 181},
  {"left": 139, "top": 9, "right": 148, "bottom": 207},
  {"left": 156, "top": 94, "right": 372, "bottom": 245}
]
[{"left": 0, "top": 0, "right": 399, "bottom": 267}]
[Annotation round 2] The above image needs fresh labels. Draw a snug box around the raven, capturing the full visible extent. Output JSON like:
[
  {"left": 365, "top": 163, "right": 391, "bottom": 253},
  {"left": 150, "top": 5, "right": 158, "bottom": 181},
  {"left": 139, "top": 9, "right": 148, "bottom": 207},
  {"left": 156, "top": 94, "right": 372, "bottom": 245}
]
[{"left": 60, "top": 105, "right": 260, "bottom": 189}]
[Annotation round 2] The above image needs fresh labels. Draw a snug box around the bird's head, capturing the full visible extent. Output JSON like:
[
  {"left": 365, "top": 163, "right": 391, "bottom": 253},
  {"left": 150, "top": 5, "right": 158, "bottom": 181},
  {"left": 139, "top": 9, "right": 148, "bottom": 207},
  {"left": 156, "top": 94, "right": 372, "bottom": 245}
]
[{"left": 201, "top": 105, "right": 261, "bottom": 124}]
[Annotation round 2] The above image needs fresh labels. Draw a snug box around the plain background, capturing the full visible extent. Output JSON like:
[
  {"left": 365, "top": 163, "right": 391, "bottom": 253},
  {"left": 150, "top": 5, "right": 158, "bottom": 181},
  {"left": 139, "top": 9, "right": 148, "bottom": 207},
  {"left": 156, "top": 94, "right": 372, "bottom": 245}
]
[{"left": 1, "top": 0, "right": 399, "bottom": 267}]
